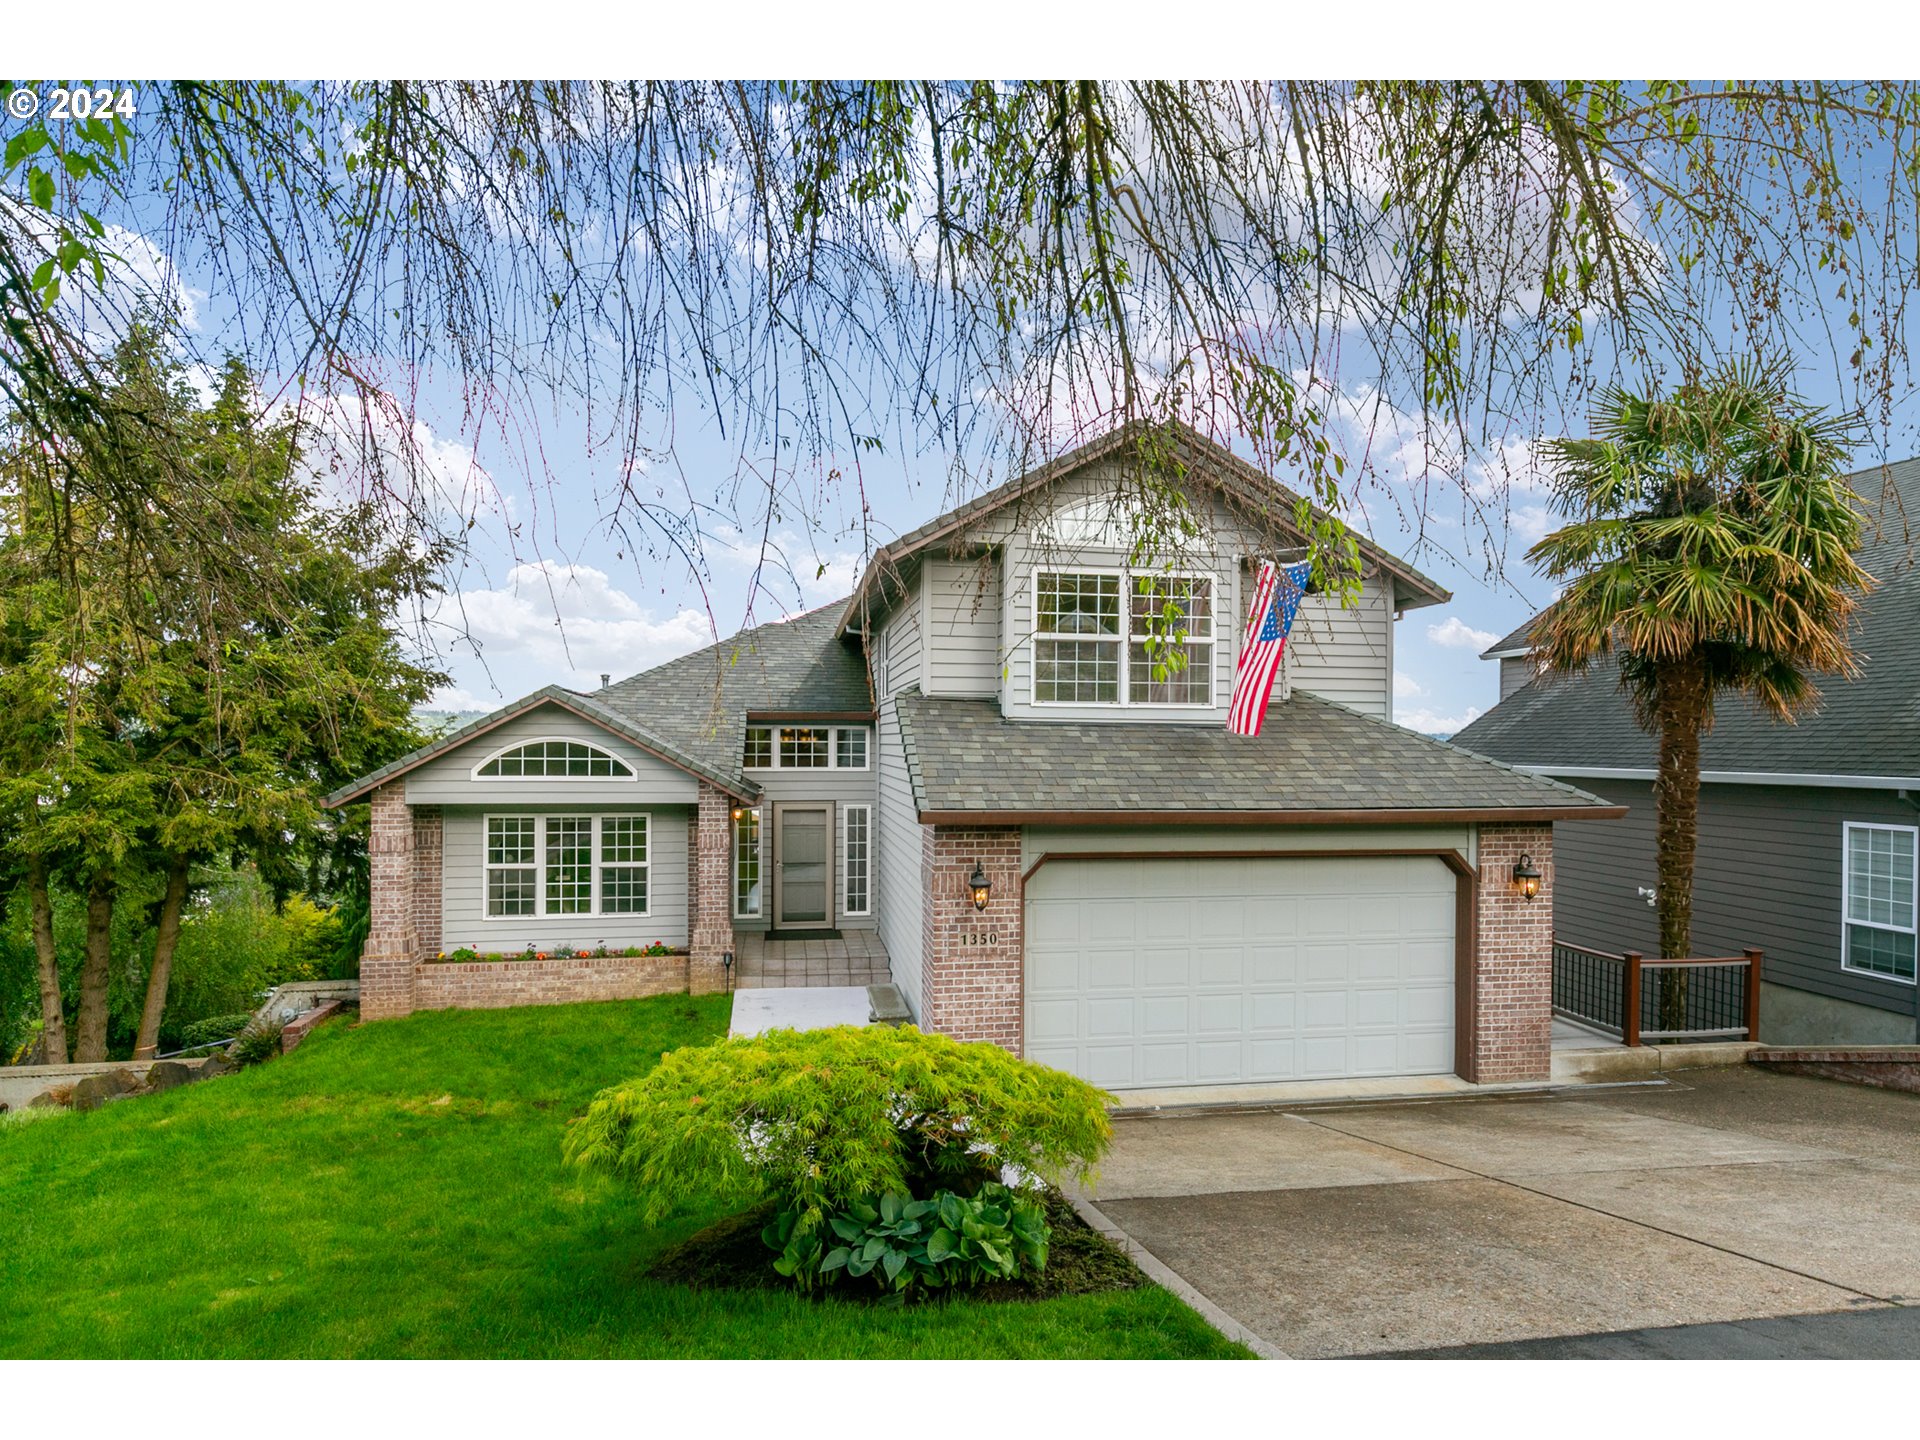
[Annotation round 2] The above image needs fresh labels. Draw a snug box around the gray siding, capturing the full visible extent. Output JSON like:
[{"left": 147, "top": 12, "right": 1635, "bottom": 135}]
[
  {"left": 875, "top": 691, "right": 924, "bottom": 1017},
  {"left": 925, "top": 556, "right": 1002, "bottom": 697},
  {"left": 738, "top": 762, "right": 880, "bottom": 932},
  {"left": 1285, "top": 584, "right": 1393, "bottom": 720},
  {"left": 405, "top": 705, "right": 698, "bottom": 806},
  {"left": 439, "top": 805, "right": 689, "bottom": 952},
  {"left": 1498, "top": 655, "right": 1534, "bottom": 703},
  {"left": 879, "top": 580, "right": 924, "bottom": 697},
  {"left": 1551, "top": 777, "right": 1920, "bottom": 1019}
]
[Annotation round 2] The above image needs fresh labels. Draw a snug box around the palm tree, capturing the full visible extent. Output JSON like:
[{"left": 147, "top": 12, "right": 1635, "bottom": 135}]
[{"left": 1528, "top": 361, "right": 1873, "bottom": 1032}]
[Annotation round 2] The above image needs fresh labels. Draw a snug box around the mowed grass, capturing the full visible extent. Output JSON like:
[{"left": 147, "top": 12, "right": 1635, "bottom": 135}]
[{"left": 0, "top": 997, "right": 1246, "bottom": 1359}]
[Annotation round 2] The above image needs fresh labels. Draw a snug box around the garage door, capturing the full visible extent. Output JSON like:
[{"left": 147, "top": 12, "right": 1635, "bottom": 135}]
[{"left": 1024, "top": 855, "right": 1457, "bottom": 1089}]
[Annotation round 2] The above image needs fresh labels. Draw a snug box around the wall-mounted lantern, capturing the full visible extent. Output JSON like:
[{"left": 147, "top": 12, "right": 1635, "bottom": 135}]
[
  {"left": 969, "top": 863, "right": 992, "bottom": 912},
  {"left": 1512, "top": 854, "right": 1542, "bottom": 901}
]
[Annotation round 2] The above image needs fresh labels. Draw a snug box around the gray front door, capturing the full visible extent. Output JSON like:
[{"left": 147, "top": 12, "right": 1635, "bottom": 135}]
[{"left": 775, "top": 805, "right": 832, "bottom": 927}]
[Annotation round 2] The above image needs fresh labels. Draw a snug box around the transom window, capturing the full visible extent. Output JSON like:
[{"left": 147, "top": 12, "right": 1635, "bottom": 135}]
[
  {"left": 476, "top": 739, "right": 634, "bottom": 778},
  {"left": 484, "top": 814, "right": 650, "bottom": 917},
  {"left": 1843, "top": 823, "right": 1917, "bottom": 982},
  {"left": 1035, "top": 570, "right": 1214, "bottom": 706},
  {"left": 741, "top": 725, "right": 871, "bottom": 770}
]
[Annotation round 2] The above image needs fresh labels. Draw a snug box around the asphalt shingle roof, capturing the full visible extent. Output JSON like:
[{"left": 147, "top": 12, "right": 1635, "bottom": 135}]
[
  {"left": 326, "top": 600, "right": 870, "bottom": 806},
  {"left": 1453, "top": 457, "right": 1920, "bottom": 779},
  {"left": 894, "top": 689, "right": 1620, "bottom": 819}
]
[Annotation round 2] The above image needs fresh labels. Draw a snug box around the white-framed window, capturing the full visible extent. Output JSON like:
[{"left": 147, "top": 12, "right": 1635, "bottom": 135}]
[
  {"left": 474, "top": 737, "right": 634, "bottom": 779},
  {"left": 1843, "top": 822, "right": 1918, "bottom": 983},
  {"left": 741, "top": 725, "right": 871, "bottom": 770},
  {"left": 734, "top": 806, "right": 763, "bottom": 918},
  {"left": 483, "top": 813, "right": 650, "bottom": 918},
  {"left": 1033, "top": 569, "right": 1216, "bottom": 706},
  {"left": 842, "top": 804, "right": 871, "bottom": 917}
]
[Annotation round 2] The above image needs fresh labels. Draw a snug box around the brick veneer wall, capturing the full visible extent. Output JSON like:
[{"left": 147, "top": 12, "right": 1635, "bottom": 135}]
[
  {"left": 687, "top": 781, "right": 735, "bottom": 995},
  {"left": 361, "top": 781, "right": 419, "bottom": 1020},
  {"left": 920, "top": 826, "right": 1024, "bottom": 1052},
  {"left": 1470, "top": 822, "right": 1555, "bottom": 1083},
  {"left": 412, "top": 806, "right": 442, "bottom": 961},
  {"left": 415, "top": 953, "right": 687, "bottom": 1011}
]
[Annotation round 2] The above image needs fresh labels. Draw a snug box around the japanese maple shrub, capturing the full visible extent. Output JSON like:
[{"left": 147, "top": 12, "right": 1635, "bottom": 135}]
[{"left": 564, "top": 1025, "right": 1111, "bottom": 1292}]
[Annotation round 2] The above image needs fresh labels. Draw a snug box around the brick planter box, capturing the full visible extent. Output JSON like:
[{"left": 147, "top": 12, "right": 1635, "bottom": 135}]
[{"left": 413, "top": 953, "right": 691, "bottom": 1011}]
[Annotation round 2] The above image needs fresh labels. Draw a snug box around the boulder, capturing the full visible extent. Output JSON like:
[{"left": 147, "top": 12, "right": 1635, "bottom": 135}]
[
  {"left": 200, "top": 1054, "right": 237, "bottom": 1079},
  {"left": 70, "top": 1068, "right": 139, "bottom": 1112},
  {"left": 145, "top": 1060, "right": 198, "bottom": 1092},
  {"left": 28, "top": 1085, "right": 73, "bottom": 1110}
]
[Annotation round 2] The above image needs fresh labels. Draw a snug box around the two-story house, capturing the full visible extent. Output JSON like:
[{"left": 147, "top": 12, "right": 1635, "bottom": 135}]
[{"left": 328, "top": 422, "right": 1621, "bottom": 1090}]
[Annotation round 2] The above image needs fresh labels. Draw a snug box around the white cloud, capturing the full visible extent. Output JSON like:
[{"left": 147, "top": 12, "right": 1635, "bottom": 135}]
[
  {"left": 1393, "top": 671, "right": 1425, "bottom": 700},
  {"left": 1426, "top": 616, "right": 1500, "bottom": 650},
  {"left": 1397, "top": 704, "right": 1483, "bottom": 737},
  {"left": 430, "top": 560, "right": 714, "bottom": 700}
]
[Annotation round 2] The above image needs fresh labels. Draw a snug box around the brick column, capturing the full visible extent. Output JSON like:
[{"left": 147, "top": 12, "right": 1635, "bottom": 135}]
[
  {"left": 920, "top": 826, "right": 1024, "bottom": 1052},
  {"left": 1469, "top": 822, "right": 1555, "bottom": 1083},
  {"left": 361, "top": 781, "right": 419, "bottom": 1020},
  {"left": 687, "top": 781, "right": 734, "bottom": 995},
  {"left": 412, "top": 806, "right": 442, "bottom": 961}
]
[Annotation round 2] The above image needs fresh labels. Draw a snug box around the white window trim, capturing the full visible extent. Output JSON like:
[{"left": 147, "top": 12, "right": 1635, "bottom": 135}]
[
  {"left": 1029, "top": 565, "right": 1219, "bottom": 709},
  {"left": 1841, "top": 821, "right": 1919, "bottom": 985},
  {"left": 480, "top": 812, "right": 651, "bottom": 919},
  {"left": 841, "top": 803, "right": 872, "bottom": 917},
  {"left": 741, "top": 724, "right": 872, "bottom": 771},
  {"left": 469, "top": 735, "right": 637, "bottom": 781},
  {"left": 733, "top": 805, "right": 763, "bottom": 919}
]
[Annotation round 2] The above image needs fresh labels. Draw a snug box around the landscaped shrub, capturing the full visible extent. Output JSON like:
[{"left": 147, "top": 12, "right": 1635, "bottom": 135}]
[
  {"left": 565, "top": 1025, "right": 1111, "bottom": 1292},
  {"left": 231, "top": 1020, "right": 285, "bottom": 1067}
]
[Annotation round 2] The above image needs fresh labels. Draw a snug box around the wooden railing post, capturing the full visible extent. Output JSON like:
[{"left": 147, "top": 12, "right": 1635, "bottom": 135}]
[
  {"left": 1744, "top": 948, "right": 1764, "bottom": 1042},
  {"left": 1623, "top": 952, "right": 1643, "bottom": 1047}
]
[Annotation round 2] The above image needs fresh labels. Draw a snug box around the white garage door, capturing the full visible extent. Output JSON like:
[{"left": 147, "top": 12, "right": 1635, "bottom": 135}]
[{"left": 1024, "top": 854, "right": 1457, "bottom": 1089}]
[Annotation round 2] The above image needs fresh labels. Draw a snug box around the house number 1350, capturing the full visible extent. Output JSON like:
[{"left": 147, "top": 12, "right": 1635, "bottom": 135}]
[{"left": 961, "top": 930, "right": 999, "bottom": 947}]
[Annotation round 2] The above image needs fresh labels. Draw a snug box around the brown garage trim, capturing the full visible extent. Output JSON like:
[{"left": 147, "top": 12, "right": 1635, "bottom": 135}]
[
  {"left": 928, "top": 806, "right": 1623, "bottom": 827},
  {"left": 745, "top": 711, "right": 876, "bottom": 723},
  {"left": 1021, "top": 848, "right": 1480, "bottom": 1085}
]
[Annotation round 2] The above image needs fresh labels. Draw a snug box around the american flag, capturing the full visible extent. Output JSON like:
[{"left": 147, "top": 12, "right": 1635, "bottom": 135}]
[{"left": 1227, "top": 559, "right": 1311, "bottom": 736}]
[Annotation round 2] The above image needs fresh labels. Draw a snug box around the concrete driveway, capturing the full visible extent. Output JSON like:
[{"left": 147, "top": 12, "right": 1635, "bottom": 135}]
[{"left": 1090, "top": 1066, "right": 1920, "bottom": 1358}]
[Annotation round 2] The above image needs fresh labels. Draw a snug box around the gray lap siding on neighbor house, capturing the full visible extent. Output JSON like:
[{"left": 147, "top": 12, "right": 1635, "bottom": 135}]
[
  {"left": 1551, "top": 776, "right": 1920, "bottom": 1017},
  {"left": 438, "top": 805, "right": 691, "bottom": 953}
]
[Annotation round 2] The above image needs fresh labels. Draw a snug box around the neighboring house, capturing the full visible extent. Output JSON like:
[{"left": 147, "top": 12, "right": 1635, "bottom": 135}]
[
  {"left": 328, "top": 421, "right": 1621, "bottom": 1089},
  {"left": 1453, "top": 457, "right": 1920, "bottom": 1045}
]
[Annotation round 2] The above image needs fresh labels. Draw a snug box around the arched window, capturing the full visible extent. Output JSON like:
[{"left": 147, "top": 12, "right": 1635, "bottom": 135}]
[{"left": 475, "top": 738, "right": 634, "bottom": 778}]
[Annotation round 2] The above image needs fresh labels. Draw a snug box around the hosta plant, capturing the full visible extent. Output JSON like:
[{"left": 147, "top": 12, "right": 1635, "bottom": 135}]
[{"left": 763, "top": 1183, "right": 1049, "bottom": 1293}]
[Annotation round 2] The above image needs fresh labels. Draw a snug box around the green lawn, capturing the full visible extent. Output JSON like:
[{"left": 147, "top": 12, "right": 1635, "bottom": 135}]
[{"left": 0, "top": 997, "right": 1246, "bottom": 1358}]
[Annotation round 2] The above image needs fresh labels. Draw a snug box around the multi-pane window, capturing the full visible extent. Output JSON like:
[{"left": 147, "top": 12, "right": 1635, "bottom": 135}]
[
  {"left": 734, "top": 807, "right": 762, "bottom": 917},
  {"left": 599, "top": 816, "right": 649, "bottom": 914},
  {"left": 742, "top": 727, "right": 774, "bottom": 768},
  {"left": 1035, "top": 570, "right": 1215, "bottom": 706},
  {"left": 544, "top": 817, "right": 594, "bottom": 914},
  {"left": 485, "top": 817, "right": 537, "bottom": 917},
  {"left": 1128, "top": 577, "right": 1214, "bottom": 704},
  {"left": 843, "top": 805, "right": 871, "bottom": 916},
  {"left": 1035, "top": 571, "right": 1122, "bottom": 702},
  {"left": 477, "top": 740, "right": 633, "bottom": 777},
  {"left": 779, "top": 727, "right": 830, "bottom": 768},
  {"left": 740, "top": 725, "right": 870, "bottom": 769},
  {"left": 484, "top": 814, "right": 650, "bottom": 917},
  {"left": 1844, "top": 823, "right": 1918, "bottom": 981},
  {"left": 835, "top": 727, "right": 869, "bottom": 770}
]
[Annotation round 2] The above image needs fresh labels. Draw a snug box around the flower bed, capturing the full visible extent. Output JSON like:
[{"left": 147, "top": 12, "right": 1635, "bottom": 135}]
[
  {"left": 428, "top": 943, "right": 685, "bottom": 964},
  {"left": 414, "top": 949, "right": 691, "bottom": 1011}
]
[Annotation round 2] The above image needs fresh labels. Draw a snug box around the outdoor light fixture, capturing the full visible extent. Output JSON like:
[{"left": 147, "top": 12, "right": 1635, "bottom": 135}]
[
  {"left": 731, "top": 806, "right": 744, "bottom": 822},
  {"left": 969, "top": 863, "right": 992, "bottom": 912},
  {"left": 1512, "top": 854, "right": 1542, "bottom": 900}
]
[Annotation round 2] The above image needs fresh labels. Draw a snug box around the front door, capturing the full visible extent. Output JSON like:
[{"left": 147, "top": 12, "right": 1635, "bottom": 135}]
[{"left": 774, "top": 805, "right": 833, "bottom": 928}]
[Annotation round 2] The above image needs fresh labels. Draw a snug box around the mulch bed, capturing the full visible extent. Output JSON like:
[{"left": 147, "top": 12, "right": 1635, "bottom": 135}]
[{"left": 647, "top": 1188, "right": 1146, "bottom": 1303}]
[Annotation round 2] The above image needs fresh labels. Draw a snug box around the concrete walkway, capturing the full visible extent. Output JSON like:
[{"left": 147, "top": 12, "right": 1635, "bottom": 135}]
[
  {"left": 1087, "top": 1065, "right": 1920, "bottom": 1358},
  {"left": 728, "top": 986, "right": 873, "bottom": 1037}
]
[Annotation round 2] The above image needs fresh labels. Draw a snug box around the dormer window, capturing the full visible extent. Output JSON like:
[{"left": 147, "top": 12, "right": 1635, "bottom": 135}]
[
  {"left": 475, "top": 739, "right": 634, "bottom": 778},
  {"left": 1035, "top": 570, "right": 1214, "bottom": 706}
]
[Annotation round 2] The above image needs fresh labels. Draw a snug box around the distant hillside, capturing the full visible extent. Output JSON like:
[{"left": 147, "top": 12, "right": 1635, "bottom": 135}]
[{"left": 416, "top": 709, "right": 490, "bottom": 737}]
